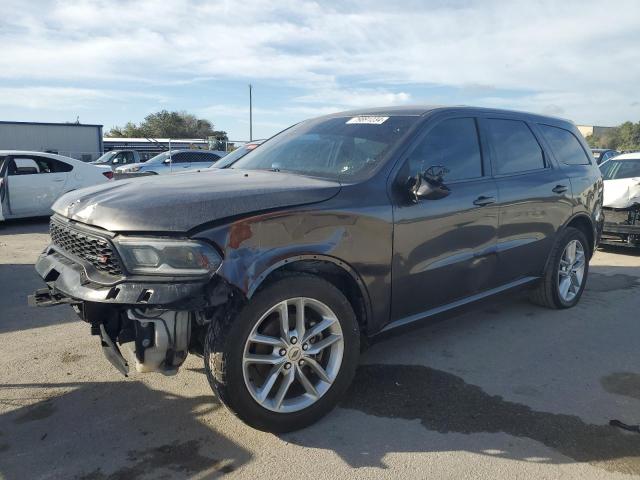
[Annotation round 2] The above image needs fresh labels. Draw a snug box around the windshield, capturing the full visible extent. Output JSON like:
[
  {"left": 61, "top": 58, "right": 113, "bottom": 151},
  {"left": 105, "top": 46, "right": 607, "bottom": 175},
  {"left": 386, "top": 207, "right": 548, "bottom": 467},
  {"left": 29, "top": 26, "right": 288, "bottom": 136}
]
[
  {"left": 230, "top": 116, "right": 418, "bottom": 181},
  {"left": 600, "top": 159, "right": 640, "bottom": 180},
  {"left": 94, "top": 151, "right": 118, "bottom": 164},
  {"left": 210, "top": 144, "right": 259, "bottom": 169},
  {"left": 145, "top": 151, "right": 173, "bottom": 164}
]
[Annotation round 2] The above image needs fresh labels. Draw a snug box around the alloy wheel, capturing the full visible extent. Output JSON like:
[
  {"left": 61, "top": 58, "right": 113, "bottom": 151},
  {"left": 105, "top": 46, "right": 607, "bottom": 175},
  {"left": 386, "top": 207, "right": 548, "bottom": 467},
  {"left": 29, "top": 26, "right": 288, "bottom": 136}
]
[
  {"left": 242, "top": 297, "right": 344, "bottom": 413},
  {"left": 557, "top": 239, "right": 586, "bottom": 302}
]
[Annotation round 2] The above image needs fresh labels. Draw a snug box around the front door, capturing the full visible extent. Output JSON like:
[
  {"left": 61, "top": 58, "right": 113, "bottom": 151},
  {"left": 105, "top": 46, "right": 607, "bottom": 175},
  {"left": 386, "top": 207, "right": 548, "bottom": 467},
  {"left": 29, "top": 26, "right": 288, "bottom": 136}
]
[
  {"left": 391, "top": 117, "right": 499, "bottom": 322},
  {"left": 6, "top": 155, "right": 69, "bottom": 217}
]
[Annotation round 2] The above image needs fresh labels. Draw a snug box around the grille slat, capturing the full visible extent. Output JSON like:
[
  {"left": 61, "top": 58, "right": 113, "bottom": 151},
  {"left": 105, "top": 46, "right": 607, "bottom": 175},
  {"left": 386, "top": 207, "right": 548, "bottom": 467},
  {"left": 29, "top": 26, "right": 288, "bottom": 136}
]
[{"left": 50, "top": 220, "right": 123, "bottom": 276}]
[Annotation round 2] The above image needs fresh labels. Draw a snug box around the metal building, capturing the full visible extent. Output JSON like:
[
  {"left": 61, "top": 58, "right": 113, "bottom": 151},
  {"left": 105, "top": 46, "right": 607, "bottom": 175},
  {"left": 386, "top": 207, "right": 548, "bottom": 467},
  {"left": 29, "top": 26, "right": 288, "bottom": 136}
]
[{"left": 0, "top": 121, "right": 103, "bottom": 161}]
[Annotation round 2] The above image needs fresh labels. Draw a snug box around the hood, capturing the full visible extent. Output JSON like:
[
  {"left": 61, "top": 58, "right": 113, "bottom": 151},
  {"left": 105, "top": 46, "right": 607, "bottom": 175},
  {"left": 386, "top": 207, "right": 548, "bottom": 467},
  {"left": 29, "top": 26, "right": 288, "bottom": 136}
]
[
  {"left": 603, "top": 177, "right": 640, "bottom": 208},
  {"left": 53, "top": 169, "right": 341, "bottom": 232}
]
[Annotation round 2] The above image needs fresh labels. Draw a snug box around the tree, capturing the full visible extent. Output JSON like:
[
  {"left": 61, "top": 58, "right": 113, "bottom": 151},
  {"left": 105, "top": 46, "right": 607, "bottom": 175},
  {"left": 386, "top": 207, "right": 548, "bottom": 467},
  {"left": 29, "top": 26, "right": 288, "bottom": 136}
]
[
  {"left": 106, "top": 110, "right": 228, "bottom": 140},
  {"left": 586, "top": 121, "right": 640, "bottom": 151}
]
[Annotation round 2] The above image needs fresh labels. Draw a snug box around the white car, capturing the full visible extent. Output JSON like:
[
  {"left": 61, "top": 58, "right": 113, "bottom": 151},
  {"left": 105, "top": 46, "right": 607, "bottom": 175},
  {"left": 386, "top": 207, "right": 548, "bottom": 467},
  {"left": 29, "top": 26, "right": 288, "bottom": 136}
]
[
  {"left": 115, "top": 149, "right": 227, "bottom": 175},
  {"left": 0, "top": 150, "right": 113, "bottom": 221},
  {"left": 600, "top": 152, "right": 640, "bottom": 246}
]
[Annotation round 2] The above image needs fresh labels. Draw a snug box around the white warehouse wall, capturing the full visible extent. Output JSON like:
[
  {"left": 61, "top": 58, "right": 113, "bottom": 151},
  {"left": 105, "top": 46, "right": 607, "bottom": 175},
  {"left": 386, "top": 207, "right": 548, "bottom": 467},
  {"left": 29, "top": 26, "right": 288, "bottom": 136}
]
[{"left": 0, "top": 122, "right": 103, "bottom": 161}]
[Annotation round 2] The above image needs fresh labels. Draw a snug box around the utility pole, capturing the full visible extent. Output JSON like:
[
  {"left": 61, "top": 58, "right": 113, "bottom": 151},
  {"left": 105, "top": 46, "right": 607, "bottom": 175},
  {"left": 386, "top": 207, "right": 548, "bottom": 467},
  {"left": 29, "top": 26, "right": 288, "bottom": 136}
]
[{"left": 249, "top": 84, "right": 253, "bottom": 141}]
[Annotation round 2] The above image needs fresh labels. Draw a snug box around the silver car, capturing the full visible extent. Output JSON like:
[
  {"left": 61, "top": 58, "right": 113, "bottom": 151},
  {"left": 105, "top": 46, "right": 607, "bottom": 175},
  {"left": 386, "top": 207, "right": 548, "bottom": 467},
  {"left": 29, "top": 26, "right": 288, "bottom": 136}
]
[{"left": 116, "top": 149, "right": 226, "bottom": 175}]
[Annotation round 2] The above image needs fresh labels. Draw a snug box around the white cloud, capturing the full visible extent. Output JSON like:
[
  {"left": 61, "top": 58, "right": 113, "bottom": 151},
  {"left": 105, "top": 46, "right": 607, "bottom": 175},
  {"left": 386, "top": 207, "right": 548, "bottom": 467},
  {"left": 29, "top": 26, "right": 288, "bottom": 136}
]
[
  {"left": 0, "top": 86, "right": 167, "bottom": 110},
  {"left": 1, "top": 0, "right": 639, "bottom": 128}
]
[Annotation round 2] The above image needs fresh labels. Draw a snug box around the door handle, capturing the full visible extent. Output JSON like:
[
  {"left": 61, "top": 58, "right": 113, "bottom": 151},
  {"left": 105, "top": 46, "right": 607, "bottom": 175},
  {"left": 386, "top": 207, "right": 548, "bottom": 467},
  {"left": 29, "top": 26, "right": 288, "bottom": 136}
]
[
  {"left": 552, "top": 185, "right": 568, "bottom": 194},
  {"left": 52, "top": 178, "right": 65, "bottom": 182},
  {"left": 473, "top": 196, "right": 495, "bottom": 206}
]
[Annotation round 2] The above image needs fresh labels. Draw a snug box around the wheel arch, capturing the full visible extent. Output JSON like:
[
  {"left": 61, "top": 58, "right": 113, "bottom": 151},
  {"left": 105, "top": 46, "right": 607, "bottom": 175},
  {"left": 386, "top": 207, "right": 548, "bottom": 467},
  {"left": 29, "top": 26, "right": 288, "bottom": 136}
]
[
  {"left": 563, "top": 213, "right": 595, "bottom": 256},
  {"left": 247, "top": 255, "right": 372, "bottom": 335}
]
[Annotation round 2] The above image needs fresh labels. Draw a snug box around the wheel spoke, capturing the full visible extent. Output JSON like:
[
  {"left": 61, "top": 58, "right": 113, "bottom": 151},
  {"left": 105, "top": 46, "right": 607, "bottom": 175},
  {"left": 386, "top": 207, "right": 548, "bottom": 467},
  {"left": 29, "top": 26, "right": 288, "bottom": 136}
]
[
  {"left": 304, "top": 357, "right": 331, "bottom": 383},
  {"left": 243, "top": 353, "right": 284, "bottom": 366},
  {"left": 257, "top": 364, "right": 282, "bottom": 402},
  {"left": 566, "top": 241, "right": 576, "bottom": 264},
  {"left": 273, "top": 367, "right": 295, "bottom": 409},
  {"left": 294, "top": 298, "right": 306, "bottom": 340},
  {"left": 277, "top": 301, "right": 290, "bottom": 341},
  {"left": 306, "top": 334, "right": 342, "bottom": 355},
  {"left": 559, "top": 277, "right": 571, "bottom": 299},
  {"left": 303, "top": 316, "right": 337, "bottom": 343},
  {"left": 296, "top": 365, "right": 318, "bottom": 398},
  {"left": 570, "top": 272, "right": 581, "bottom": 289},
  {"left": 249, "top": 333, "right": 285, "bottom": 348}
]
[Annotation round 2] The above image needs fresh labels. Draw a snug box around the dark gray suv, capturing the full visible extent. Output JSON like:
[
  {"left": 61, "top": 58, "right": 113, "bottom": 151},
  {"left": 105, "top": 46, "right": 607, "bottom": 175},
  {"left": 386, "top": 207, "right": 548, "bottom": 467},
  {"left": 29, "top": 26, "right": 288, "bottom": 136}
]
[{"left": 30, "top": 106, "right": 603, "bottom": 432}]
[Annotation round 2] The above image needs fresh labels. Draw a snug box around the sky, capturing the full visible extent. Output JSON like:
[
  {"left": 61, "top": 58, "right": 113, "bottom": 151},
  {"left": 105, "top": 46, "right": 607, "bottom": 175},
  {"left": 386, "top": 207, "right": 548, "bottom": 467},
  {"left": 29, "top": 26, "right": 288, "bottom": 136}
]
[{"left": 0, "top": 0, "right": 639, "bottom": 141}]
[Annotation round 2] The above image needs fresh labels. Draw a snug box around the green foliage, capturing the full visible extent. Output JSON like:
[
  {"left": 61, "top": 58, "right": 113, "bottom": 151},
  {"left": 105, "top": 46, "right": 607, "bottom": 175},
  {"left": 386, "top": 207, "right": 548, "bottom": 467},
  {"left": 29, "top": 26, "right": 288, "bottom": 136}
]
[
  {"left": 587, "top": 121, "right": 640, "bottom": 151},
  {"left": 106, "top": 110, "right": 228, "bottom": 140}
]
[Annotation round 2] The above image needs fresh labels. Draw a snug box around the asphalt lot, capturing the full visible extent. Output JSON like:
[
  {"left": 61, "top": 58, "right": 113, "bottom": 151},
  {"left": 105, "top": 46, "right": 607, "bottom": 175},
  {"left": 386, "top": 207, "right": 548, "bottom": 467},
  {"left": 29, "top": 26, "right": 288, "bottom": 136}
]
[{"left": 1, "top": 218, "right": 640, "bottom": 479}]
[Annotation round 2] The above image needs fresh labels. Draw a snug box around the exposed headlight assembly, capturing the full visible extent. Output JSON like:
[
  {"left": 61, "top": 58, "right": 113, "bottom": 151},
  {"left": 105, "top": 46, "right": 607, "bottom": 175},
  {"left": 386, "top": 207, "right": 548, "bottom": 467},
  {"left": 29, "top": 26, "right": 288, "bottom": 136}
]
[{"left": 114, "top": 237, "right": 222, "bottom": 276}]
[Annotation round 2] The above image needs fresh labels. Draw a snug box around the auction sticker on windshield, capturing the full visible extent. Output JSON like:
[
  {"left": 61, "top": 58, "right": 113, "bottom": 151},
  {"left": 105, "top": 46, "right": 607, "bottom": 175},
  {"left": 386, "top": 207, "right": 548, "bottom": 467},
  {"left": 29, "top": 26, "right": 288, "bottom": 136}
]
[{"left": 346, "top": 116, "right": 389, "bottom": 125}]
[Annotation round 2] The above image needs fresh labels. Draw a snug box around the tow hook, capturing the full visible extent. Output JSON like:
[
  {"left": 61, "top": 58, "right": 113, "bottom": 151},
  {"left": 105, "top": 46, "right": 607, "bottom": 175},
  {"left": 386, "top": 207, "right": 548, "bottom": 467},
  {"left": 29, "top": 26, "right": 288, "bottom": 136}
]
[{"left": 99, "top": 324, "right": 129, "bottom": 376}]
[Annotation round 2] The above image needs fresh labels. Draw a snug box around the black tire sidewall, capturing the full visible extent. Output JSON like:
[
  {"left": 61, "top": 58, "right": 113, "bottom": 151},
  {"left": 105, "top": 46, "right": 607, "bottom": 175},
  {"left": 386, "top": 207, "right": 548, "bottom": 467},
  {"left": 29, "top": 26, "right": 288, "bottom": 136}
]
[
  {"left": 551, "top": 228, "right": 590, "bottom": 308},
  {"left": 206, "top": 274, "right": 360, "bottom": 432}
]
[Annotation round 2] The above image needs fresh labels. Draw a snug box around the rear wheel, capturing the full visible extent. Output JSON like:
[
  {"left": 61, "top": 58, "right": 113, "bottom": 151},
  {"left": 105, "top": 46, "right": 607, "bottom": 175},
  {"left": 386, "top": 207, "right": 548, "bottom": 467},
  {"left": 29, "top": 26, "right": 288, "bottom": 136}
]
[
  {"left": 204, "top": 274, "right": 360, "bottom": 432},
  {"left": 530, "top": 227, "right": 590, "bottom": 309}
]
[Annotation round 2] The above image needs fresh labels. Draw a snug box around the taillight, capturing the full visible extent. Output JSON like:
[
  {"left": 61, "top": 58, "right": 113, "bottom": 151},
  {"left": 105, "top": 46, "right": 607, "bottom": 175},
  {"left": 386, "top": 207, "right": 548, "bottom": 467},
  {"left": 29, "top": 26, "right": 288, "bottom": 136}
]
[{"left": 102, "top": 171, "right": 114, "bottom": 180}]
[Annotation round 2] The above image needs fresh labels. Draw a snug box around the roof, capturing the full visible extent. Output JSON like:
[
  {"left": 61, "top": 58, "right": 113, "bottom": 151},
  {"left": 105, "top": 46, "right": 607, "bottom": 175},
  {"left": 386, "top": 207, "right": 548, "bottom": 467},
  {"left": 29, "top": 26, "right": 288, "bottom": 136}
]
[
  {"left": 103, "top": 138, "right": 209, "bottom": 143},
  {"left": 608, "top": 152, "right": 640, "bottom": 160},
  {"left": 0, "top": 150, "right": 87, "bottom": 164},
  {"left": 324, "top": 105, "right": 571, "bottom": 123},
  {"left": 0, "top": 120, "right": 103, "bottom": 128}
]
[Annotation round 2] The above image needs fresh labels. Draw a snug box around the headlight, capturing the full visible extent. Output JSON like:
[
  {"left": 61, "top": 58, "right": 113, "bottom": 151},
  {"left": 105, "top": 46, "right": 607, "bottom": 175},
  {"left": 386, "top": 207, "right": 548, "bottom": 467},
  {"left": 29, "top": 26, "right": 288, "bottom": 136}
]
[{"left": 114, "top": 237, "right": 222, "bottom": 276}]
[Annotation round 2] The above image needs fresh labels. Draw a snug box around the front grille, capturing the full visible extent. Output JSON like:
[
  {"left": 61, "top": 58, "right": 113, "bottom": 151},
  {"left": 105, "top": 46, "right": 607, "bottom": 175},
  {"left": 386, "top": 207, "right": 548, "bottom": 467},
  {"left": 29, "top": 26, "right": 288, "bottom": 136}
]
[
  {"left": 604, "top": 208, "right": 635, "bottom": 225},
  {"left": 49, "top": 219, "right": 123, "bottom": 276}
]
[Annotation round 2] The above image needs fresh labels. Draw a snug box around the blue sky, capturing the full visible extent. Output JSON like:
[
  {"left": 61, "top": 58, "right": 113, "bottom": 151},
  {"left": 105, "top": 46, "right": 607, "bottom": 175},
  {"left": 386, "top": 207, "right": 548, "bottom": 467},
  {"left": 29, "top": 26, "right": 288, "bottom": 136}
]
[{"left": 1, "top": 0, "right": 639, "bottom": 140}]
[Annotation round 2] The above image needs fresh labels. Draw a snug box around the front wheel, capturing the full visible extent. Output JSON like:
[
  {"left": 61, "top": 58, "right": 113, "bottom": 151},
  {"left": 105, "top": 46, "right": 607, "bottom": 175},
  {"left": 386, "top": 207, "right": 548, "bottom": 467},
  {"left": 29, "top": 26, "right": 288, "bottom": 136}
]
[
  {"left": 204, "top": 274, "right": 360, "bottom": 432},
  {"left": 530, "top": 226, "right": 590, "bottom": 309}
]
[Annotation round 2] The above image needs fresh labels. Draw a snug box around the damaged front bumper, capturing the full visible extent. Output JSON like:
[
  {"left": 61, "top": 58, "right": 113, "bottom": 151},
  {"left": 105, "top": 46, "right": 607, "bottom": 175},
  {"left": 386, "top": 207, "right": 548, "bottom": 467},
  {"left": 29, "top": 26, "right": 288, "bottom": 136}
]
[
  {"left": 29, "top": 245, "right": 230, "bottom": 377},
  {"left": 29, "top": 249, "right": 210, "bottom": 308}
]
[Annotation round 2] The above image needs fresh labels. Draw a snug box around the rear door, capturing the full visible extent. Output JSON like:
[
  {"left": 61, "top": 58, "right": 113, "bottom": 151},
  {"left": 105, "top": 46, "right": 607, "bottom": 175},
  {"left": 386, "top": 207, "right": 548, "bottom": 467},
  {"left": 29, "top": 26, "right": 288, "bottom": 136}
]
[
  {"left": 481, "top": 117, "right": 572, "bottom": 284},
  {"left": 390, "top": 116, "right": 500, "bottom": 321},
  {"left": 171, "top": 152, "right": 192, "bottom": 171},
  {"left": 0, "top": 156, "right": 7, "bottom": 221},
  {"left": 191, "top": 151, "right": 220, "bottom": 169},
  {"left": 6, "top": 155, "right": 70, "bottom": 216}
]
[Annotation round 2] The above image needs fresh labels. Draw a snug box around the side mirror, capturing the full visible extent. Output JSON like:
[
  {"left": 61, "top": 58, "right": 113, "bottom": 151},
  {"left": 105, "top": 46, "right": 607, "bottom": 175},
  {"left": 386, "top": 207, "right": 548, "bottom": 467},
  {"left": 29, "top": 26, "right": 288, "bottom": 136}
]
[
  {"left": 407, "top": 165, "right": 451, "bottom": 202},
  {"left": 112, "top": 158, "right": 119, "bottom": 164},
  {"left": 163, "top": 158, "right": 172, "bottom": 164}
]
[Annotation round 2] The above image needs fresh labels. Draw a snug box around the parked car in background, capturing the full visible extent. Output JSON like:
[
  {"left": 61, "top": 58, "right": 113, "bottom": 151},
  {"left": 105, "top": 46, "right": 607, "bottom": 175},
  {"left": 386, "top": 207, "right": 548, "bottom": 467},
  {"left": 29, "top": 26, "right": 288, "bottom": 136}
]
[
  {"left": 208, "top": 140, "right": 265, "bottom": 169},
  {"left": 599, "top": 152, "right": 640, "bottom": 247},
  {"left": 115, "top": 149, "right": 226, "bottom": 175},
  {"left": 591, "top": 148, "right": 619, "bottom": 165},
  {"left": 30, "top": 106, "right": 602, "bottom": 432},
  {"left": 92, "top": 150, "right": 144, "bottom": 170},
  {"left": 0, "top": 151, "right": 112, "bottom": 221}
]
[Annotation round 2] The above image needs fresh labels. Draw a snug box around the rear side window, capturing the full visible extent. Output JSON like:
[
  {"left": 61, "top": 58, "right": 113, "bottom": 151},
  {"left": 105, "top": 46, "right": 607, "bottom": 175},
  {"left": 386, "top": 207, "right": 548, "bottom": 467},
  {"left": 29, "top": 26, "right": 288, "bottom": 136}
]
[
  {"left": 407, "top": 118, "right": 483, "bottom": 182},
  {"left": 539, "top": 124, "right": 591, "bottom": 165},
  {"left": 487, "top": 119, "right": 545, "bottom": 175},
  {"left": 193, "top": 152, "right": 220, "bottom": 163}
]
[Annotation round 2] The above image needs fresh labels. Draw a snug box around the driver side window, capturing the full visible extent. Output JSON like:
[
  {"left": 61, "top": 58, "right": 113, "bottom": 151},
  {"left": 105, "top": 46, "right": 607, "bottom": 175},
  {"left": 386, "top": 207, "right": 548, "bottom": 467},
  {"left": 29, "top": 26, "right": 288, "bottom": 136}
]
[{"left": 407, "top": 118, "right": 483, "bottom": 182}]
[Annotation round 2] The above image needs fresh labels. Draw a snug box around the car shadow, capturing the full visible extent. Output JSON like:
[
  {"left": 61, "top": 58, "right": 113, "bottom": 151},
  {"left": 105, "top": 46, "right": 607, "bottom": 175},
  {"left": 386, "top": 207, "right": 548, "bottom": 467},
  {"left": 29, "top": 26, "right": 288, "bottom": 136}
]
[
  {"left": 284, "top": 262, "right": 640, "bottom": 474},
  {"left": 0, "top": 216, "right": 50, "bottom": 235},
  {"left": 0, "top": 264, "right": 75, "bottom": 334},
  {"left": 0, "top": 380, "right": 251, "bottom": 479}
]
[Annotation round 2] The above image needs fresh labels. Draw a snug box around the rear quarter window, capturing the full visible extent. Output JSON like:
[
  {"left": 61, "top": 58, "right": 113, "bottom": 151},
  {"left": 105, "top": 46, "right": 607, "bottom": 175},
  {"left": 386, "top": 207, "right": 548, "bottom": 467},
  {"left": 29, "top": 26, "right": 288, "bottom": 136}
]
[{"left": 539, "top": 124, "right": 591, "bottom": 165}]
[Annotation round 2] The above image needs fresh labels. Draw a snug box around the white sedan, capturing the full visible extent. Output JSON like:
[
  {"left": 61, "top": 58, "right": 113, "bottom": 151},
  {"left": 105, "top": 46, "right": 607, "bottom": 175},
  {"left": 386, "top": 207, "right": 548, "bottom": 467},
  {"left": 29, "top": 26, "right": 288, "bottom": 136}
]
[{"left": 0, "top": 150, "right": 113, "bottom": 221}]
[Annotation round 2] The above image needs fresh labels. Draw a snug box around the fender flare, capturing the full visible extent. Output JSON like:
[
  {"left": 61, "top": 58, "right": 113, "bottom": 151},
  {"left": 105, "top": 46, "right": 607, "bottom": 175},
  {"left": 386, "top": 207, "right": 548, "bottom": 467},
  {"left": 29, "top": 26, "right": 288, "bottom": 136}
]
[{"left": 246, "top": 254, "right": 373, "bottom": 328}]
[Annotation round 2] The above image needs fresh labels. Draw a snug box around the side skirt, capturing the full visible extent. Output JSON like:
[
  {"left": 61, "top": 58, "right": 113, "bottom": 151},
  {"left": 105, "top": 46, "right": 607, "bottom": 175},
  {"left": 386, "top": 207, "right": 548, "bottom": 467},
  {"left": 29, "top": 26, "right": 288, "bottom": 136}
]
[{"left": 378, "top": 276, "right": 539, "bottom": 334}]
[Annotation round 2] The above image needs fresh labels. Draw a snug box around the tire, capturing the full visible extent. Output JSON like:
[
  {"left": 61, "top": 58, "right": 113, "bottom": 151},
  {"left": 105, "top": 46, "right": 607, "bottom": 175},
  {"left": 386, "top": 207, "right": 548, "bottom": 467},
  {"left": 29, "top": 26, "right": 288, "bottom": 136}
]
[
  {"left": 529, "top": 227, "right": 590, "bottom": 309},
  {"left": 204, "top": 274, "right": 360, "bottom": 432}
]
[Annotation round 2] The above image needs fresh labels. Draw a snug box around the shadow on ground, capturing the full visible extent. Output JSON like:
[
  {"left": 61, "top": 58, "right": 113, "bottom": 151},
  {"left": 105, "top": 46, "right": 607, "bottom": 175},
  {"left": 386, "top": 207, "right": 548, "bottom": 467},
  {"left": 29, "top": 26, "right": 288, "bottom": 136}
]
[
  {"left": 0, "top": 381, "right": 250, "bottom": 480},
  {"left": 0, "top": 264, "right": 74, "bottom": 334},
  {"left": 0, "top": 217, "right": 50, "bottom": 235}
]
